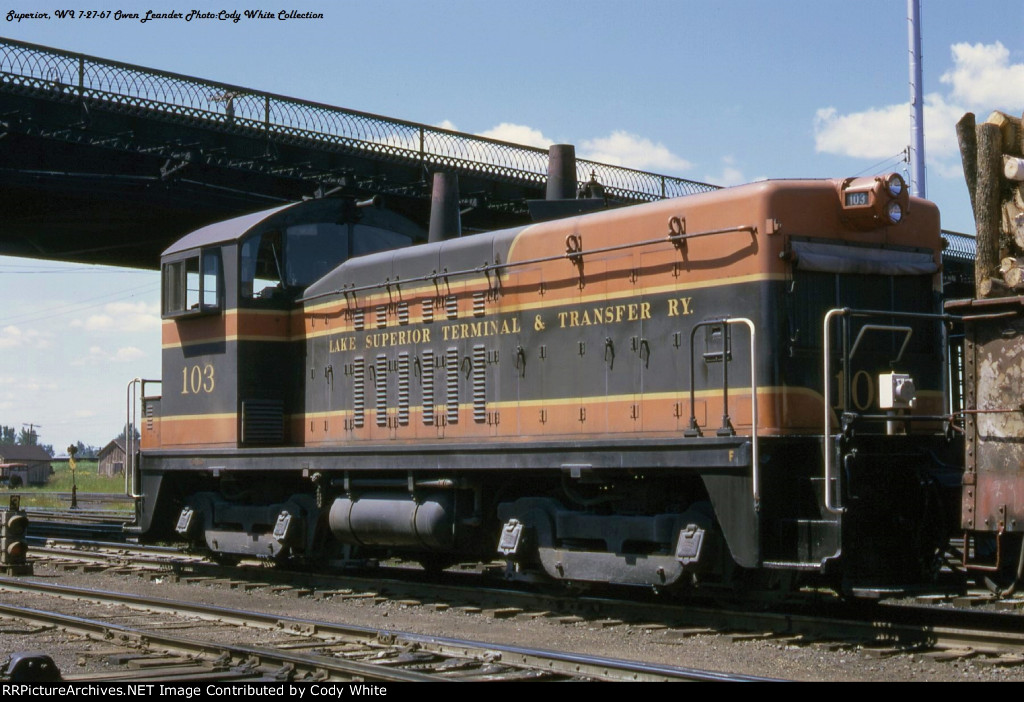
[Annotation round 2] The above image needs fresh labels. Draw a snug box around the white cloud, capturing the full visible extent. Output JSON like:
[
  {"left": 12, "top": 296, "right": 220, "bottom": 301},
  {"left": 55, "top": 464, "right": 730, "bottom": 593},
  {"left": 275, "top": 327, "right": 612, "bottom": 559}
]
[
  {"left": 70, "top": 301, "right": 160, "bottom": 333},
  {"left": 814, "top": 94, "right": 968, "bottom": 175},
  {"left": 940, "top": 41, "right": 1024, "bottom": 109},
  {"left": 814, "top": 104, "right": 909, "bottom": 160},
  {"left": 73, "top": 345, "right": 147, "bottom": 366},
  {"left": 17, "top": 380, "right": 57, "bottom": 392},
  {"left": 0, "top": 325, "right": 23, "bottom": 348},
  {"left": 71, "top": 346, "right": 107, "bottom": 367},
  {"left": 579, "top": 131, "right": 692, "bottom": 173},
  {"left": 478, "top": 123, "right": 554, "bottom": 150},
  {"left": 432, "top": 120, "right": 695, "bottom": 177},
  {"left": 813, "top": 42, "right": 1024, "bottom": 179},
  {"left": 703, "top": 156, "right": 750, "bottom": 187},
  {"left": 113, "top": 347, "right": 145, "bottom": 362},
  {"left": 0, "top": 325, "right": 51, "bottom": 350}
]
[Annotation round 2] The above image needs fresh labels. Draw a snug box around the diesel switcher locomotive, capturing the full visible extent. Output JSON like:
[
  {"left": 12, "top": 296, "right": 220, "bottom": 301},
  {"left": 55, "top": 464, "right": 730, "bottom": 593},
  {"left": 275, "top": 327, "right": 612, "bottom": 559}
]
[{"left": 133, "top": 172, "right": 961, "bottom": 596}]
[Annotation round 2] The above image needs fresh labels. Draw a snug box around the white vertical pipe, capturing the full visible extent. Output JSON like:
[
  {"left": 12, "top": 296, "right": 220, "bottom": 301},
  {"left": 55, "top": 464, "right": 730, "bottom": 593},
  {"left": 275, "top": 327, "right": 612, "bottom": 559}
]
[{"left": 908, "top": 0, "right": 927, "bottom": 198}]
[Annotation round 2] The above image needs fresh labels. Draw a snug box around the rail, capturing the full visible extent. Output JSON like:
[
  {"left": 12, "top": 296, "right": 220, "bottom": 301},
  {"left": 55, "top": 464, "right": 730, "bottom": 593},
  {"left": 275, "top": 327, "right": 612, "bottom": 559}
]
[{"left": 0, "top": 37, "right": 718, "bottom": 202}]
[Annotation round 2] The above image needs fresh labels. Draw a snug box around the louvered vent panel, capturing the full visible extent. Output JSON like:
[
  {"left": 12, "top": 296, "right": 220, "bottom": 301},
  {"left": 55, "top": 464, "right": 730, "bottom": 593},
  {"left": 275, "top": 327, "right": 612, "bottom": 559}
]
[
  {"left": 446, "top": 347, "right": 459, "bottom": 425},
  {"left": 422, "top": 298, "right": 434, "bottom": 323},
  {"left": 422, "top": 349, "right": 435, "bottom": 426},
  {"left": 241, "top": 399, "right": 284, "bottom": 444},
  {"left": 376, "top": 305, "right": 387, "bottom": 329},
  {"left": 473, "top": 292, "right": 485, "bottom": 317},
  {"left": 353, "top": 308, "right": 365, "bottom": 331},
  {"left": 446, "top": 295, "right": 458, "bottom": 319},
  {"left": 353, "top": 357, "right": 365, "bottom": 428},
  {"left": 398, "top": 301, "right": 409, "bottom": 325},
  {"left": 398, "top": 352, "right": 410, "bottom": 426},
  {"left": 473, "top": 344, "right": 486, "bottom": 422},
  {"left": 376, "top": 354, "right": 388, "bottom": 427}
]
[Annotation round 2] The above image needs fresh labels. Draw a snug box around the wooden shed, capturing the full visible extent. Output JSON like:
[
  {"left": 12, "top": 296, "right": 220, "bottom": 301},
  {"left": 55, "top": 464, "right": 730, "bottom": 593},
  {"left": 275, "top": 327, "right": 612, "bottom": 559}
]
[
  {"left": 0, "top": 445, "right": 53, "bottom": 487},
  {"left": 97, "top": 439, "right": 127, "bottom": 477}
]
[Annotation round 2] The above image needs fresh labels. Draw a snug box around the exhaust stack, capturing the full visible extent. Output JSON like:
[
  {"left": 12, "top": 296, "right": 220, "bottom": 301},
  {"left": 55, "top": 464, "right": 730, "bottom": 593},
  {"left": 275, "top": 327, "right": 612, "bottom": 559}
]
[
  {"left": 427, "top": 171, "right": 461, "bottom": 243},
  {"left": 546, "top": 144, "right": 578, "bottom": 200}
]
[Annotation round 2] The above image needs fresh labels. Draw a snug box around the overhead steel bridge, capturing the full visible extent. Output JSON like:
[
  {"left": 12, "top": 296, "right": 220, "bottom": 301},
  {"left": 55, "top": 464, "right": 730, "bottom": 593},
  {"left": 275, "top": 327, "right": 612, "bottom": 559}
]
[{"left": 0, "top": 37, "right": 717, "bottom": 268}]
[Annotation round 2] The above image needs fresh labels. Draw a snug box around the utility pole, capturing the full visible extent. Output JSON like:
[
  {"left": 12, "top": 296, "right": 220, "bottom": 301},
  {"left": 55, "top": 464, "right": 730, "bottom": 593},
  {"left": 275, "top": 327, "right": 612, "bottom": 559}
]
[
  {"left": 20, "top": 423, "right": 41, "bottom": 445},
  {"left": 908, "top": 0, "right": 926, "bottom": 198}
]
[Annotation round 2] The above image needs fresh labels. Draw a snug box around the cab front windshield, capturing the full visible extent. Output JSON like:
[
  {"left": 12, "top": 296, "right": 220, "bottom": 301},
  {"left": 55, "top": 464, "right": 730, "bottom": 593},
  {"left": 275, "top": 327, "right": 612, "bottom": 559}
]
[{"left": 240, "top": 221, "right": 412, "bottom": 302}]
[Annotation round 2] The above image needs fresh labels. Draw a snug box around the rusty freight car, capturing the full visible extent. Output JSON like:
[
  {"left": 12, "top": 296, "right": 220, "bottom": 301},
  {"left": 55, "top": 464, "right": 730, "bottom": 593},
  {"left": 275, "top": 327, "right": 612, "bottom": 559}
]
[{"left": 946, "top": 296, "right": 1024, "bottom": 595}]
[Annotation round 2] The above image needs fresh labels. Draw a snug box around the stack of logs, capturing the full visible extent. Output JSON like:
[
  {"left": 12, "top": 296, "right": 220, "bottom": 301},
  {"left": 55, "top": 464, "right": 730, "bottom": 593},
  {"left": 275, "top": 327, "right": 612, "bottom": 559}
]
[{"left": 957, "top": 110, "right": 1024, "bottom": 297}]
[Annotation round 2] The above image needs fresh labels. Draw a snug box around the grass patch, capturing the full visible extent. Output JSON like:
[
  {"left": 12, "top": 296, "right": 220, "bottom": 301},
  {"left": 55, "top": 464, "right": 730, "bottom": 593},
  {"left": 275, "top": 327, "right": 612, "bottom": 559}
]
[
  {"left": 0, "top": 459, "right": 133, "bottom": 511},
  {"left": 47, "top": 460, "right": 126, "bottom": 492}
]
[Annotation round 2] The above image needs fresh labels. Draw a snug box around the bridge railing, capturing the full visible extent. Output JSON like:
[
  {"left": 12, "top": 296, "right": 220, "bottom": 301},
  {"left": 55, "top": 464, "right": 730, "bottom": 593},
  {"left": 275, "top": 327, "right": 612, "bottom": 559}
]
[{"left": 0, "top": 37, "right": 718, "bottom": 201}]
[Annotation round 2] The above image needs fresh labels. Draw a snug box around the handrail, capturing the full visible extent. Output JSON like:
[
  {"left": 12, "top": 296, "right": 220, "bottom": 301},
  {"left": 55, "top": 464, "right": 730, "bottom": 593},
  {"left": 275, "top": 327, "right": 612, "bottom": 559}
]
[
  {"left": 848, "top": 324, "right": 913, "bottom": 365},
  {"left": 125, "top": 378, "right": 139, "bottom": 499},
  {"left": 0, "top": 37, "right": 718, "bottom": 203},
  {"left": 300, "top": 224, "right": 756, "bottom": 304},
  {"left": 822, "top": 307, "right": 951, "bottom": 515},
  {"left": 125, "top": 377, "right": 161, "bottom": 500},
  {"left": 685, "top": 317, "right": 759, "bottom": 510}
]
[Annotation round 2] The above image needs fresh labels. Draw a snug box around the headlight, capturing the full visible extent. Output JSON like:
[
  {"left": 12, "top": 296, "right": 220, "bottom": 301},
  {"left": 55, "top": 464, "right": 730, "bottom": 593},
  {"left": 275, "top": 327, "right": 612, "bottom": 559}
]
[
  {"left": 886, "top": 174, "right": 904, "bottom": 198},
  {"left": 887, "top": 201, "right": 903, "bottom": 224}
]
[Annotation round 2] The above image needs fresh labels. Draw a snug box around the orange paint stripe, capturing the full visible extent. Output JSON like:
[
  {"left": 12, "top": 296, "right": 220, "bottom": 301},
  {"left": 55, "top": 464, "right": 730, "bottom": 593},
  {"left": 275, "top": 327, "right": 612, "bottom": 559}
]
[
  {"left": 148, "top": 415, "right": 237, "bottom": 448},
  {"left": 162, "top": 309, "right": 295, "bottom": 348}
]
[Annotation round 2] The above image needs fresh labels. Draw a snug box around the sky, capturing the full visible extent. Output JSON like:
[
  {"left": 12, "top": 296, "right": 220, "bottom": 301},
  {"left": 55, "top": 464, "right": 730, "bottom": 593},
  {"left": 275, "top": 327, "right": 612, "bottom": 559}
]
[{"left": 0, "top": 0, "right": 1022, "bottom": 453}]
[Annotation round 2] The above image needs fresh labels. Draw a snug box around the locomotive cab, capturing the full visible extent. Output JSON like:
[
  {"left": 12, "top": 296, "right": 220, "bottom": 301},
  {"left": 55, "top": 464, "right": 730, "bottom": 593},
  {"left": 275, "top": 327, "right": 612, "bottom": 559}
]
[
  {"left": 148, "top": 198, "right": 423, "bottom": 451},
  {"left": 136, "top": 199, "right": 423, "bottom": 539}
]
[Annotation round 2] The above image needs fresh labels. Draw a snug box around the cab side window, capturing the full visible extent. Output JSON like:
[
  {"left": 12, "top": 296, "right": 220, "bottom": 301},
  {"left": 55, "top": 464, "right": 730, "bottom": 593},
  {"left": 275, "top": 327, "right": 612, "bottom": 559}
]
[{"left": 163, "top": 249, "right": 222, "bottom": 317}]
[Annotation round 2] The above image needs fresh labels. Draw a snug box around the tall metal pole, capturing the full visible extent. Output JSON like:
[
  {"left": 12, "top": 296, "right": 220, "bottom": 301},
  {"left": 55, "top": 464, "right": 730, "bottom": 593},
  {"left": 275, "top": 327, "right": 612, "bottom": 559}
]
[{"left": 908, "top": 0, "right": 926, "bottom": 198}]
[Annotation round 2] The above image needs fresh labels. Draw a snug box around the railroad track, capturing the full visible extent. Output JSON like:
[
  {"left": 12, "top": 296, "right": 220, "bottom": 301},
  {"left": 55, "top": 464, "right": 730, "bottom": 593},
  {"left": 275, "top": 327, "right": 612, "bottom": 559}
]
[
  {"left": 17, "top": 539, "right": 1024, "bottom": 678},
  {"left": 0, "top": 576, "right": 763, "bottom": 682}
]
